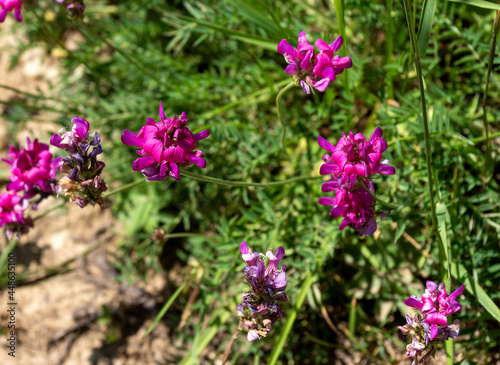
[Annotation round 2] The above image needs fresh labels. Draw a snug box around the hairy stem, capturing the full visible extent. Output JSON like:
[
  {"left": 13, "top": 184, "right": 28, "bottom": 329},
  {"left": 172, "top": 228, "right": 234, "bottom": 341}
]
[
  {"left": 180, "top": 170, "right": 320, "bottom": 187},
  {"left": 220, "top": 319, "right": 243, "bottom": 365}
]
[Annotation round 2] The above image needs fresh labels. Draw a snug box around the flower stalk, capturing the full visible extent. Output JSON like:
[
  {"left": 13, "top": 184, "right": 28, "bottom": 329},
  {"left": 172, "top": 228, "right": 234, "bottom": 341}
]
[{"left": 179, "top": 170, "right": 320, "bottom": 188}]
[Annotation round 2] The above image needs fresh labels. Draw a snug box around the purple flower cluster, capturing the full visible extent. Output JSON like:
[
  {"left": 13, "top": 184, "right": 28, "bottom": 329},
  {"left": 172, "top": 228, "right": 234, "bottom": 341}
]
[
  {"left": 318, "top": 127, "right": 395, "bottom": 236},
  {"left": 278, "top": 31, "right": 352, "bottom": 94},
  {"left": 0, "top": 0, "right": 23, "bottom": 22},
  {"left": 399, "top": 281, "right": 464, "bottom": 364},
  {"left": 52, "top": 0, "right": 85, "bottom": 16},
  {"left": 237, "top": 242, "right": 288, "bottom": 342},
  {"left": 51, "top": 117, "right": 108, "bottom": 208},
  {"left": 121, "top": 102, "right": 210, "bottom": 182}
]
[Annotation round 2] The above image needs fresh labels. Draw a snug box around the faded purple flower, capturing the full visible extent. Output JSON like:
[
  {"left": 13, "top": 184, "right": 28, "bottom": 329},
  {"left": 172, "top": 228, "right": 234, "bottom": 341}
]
[
  {"left": 236, "top": 242, "right": 288, "bottom": 341},
  {"left": 0, "top": 0, "right": 23, "bottom": 23},
  {"left": 0, "top": 191, "right": 31, "bottom": 239},
  {"left": 121, "top": 102, "right": 209, "bottom": 182},
  {"left": 50, "top": 117, "right": 107, "bottom": 208},
  {"left": 278, "top": 31, "right": 352, "bottom": 94},
  {"left": 52, "top": 0, "right": 85, "bottom": 16},
  {"left": 2, "top": 138, "right": 61, "bottom": 201}
]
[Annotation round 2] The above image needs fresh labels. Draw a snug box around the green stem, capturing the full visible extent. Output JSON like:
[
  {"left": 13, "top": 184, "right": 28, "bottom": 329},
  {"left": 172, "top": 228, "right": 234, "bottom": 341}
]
[
  {"left": 481, "top": 8, "right": 500, "bottom": 180},
  {"left": 33, "top": 201, "right": 66, "bottom": 222},
  {"left": 179, "top": 170, "right": 320, "bottom": 188},
  {"left": 102, "top": 179, "right": 148, "bottom": 198},
  {"left": 276, "top": 82, "right": 295, "bottom": 149},
  {"left": 386, "top": 0, "right": 394, "bottom": 99},
  {"left": 334, "top": 0, "right": 349, "bottom": 92},
  {"left": 402, "top": 0, "right": 438, "bottom": 232}
]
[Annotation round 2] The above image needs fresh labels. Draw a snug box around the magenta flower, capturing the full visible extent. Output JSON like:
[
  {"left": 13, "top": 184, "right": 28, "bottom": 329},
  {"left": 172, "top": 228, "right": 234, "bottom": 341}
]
[
  {"left": 0, "top": 0, "right": 23, "bottom": 22},
  {"left": 121, "top": 102, "right": 210, "bottom": 182},
  {"left": 0, "top": 191, "right": 31, "bottom": 239},
  {"left": 319, "top": 181, "right": 377, "bottom": 236},
  {"left": 278, "top": 31, "right": 352, "bottom": 94},
  {"left": 404, "top": 281, "right": 465, "bottom": 340},
  {"left": 319, "top": 127, "right": 395, "bottom": 187},
  {"left": 399, "top": 281, "right": 464, "bottom": 364},
  {"left": 2, "top": 138, "right": 61, "bottom": 201},
  {"left": 237, "top": 242, "right": 288, "bottom": 341}
]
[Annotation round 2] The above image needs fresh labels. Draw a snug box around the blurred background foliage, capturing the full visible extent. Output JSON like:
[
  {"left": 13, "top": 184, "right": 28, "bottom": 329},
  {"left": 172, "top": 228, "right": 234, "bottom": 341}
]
[{"left": 1, "top": 0, "right": 500, "bottom": 363}]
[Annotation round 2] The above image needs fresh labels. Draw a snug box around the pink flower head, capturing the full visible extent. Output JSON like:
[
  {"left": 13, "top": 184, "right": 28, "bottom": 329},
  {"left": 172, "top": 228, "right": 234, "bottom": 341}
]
[
  {"left": 319, "top": 180, "right": 377, "bottom": 236},
  {"left": 319, "top": 127, "right": 395, "bottom": 187},
  {"left": 121, "top": 102, "right": 210, "bottom": 182},
  {"left": 278, "top": 31, "right": 352, "bottom": 94},
  {"left": 2, "top": 138, "right": 61, "bottom": 199},
  {"left": 0, "top": 191, "right": 31, "bottom": 239},
  {"left": 404, "top": 281, "right": 465, "bottom": 341},
  {"left": 0, "top": 0, "right": 23, "bottom": 22}
]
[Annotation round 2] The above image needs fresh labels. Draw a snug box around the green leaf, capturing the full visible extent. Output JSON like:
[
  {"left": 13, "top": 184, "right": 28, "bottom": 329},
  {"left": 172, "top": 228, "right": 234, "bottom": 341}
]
[
  {"left": 394, "top": 222, "right": 406, "bottom": 244},
  {"left": 417, "top": 0, "right": 436, "bottom": 57},
  {"left": 436, "top": 202, "right": 450, "bottom": 261},
  {"left": 451, "top": 262, "right": 500, "bottom": 323},
  {"left": 447, "top": 0, "right": 500, "bottom": 10}
]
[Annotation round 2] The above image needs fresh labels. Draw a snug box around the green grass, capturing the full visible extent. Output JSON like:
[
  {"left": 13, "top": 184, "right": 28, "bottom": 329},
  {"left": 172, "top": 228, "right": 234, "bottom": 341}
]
[{"left": 1, "top": 0, "right": 500, "bottom": 363}]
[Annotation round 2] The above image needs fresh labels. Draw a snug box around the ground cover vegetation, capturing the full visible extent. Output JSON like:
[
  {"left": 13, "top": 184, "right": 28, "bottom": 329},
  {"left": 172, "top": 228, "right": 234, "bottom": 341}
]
[{"left": 1, "top": 0, "right": 500, "bottom": 363}]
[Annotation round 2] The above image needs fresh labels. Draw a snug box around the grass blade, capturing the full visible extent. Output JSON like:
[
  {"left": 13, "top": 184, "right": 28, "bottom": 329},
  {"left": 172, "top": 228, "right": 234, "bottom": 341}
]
[
  {"left": 267, "top": 273, "right": 314, "bottom": 365},
  {"left": 447, "top": 0, "right": 500, "bottom": 10},
  {"left": 451, "top": 262, "right": 500, "bottom": 323},
  {"left": 417, "top": 0, "right": 437, "bottom": 57},
  {"left": 143, "top": 281, "right": 188, "bottom": 338}
]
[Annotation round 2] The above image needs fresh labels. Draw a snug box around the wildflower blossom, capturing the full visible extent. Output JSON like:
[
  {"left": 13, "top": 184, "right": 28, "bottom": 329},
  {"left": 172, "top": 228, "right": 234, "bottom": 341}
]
[
  {"left": 399, "top": 281, "right": 464, "bottom": 364},
  {"left": 236, "top": 241, "right": 288, "bottom": 341},
  {"left": 318, "top": 127, "right": 394, "bottom": 236},
  {"left": 0, "top": 0, "right": 23, "bottom": 23},
  {"left": 278, "top": 31, "right": 352, "bottom": 94},
  {"left": 318, "top": 127, "right": 395, "bottom": 188},
  {"left": 319, "top": 180, "right": 377, "bottom": 236},
  {"left": 2, "top": 138, "right": 61, "bottom": 203},
  {"left": 0, "top": 191, "right": 31, "bottom": 240},
  {"left": 50, "top": 117, "right": 108, "bottom": 208},
  {"left": 121, "top": 102, "right": 210, "bottom": 182}
]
